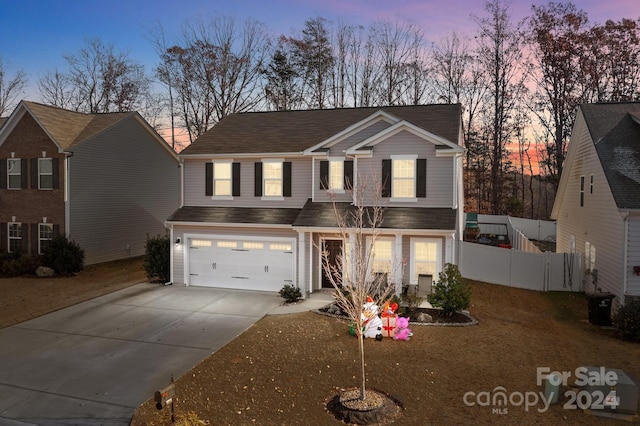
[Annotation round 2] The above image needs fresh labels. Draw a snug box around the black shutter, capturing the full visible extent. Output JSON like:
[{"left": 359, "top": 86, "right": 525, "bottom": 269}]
[
  {"left": 232, "top": 162, "right": 241, "bottom": 196},
  {"left": 205, "top": 163, "right": 213, "bottom": 196},
  {"left": 381, "top": 159, "right": 391, "bottom": 198},
  {"left": 53, "top": 224, "right": 60, "bottom": 236},
  {"left": 31, "top": 158, "right": 38, "bottom": 189},
  {"left": 319, "top": 160, "right": 329, "bottom": 189},
  {"left": 416, "top": 158, "right": 426, "bottom": 198},
  {"left": 283, "top": 161, "right": 292, "bottom": 197},
  {"left": 31, "top": 223, "right": 38, "bottom": 255},
  {"left": 21, "top": 159, "right": 28, "bottom": 189},
  {"left": 0, "top": 223, "right": 6, "bottom": 251},
  {"left": 0, "top": 159, "right": 6, "bottom": 189},
  {"left": 52, "top": 158, "right": 59, "bottom": 189},
  {"left": 344, "top": 160, "right": 354, "bottom": 189},
  {"left": 254, "top": 162, "right": 262, "bottom": 196},
  {"left": 22, "top": 224, "right": 29, "bottom": 254}
]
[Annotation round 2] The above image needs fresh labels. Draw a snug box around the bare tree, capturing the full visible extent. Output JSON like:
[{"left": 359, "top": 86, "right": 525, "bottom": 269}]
[
  {"left": 157, "top": 16, "right": 269, "bottom": 142},
  {"left": 0, "top": 58, "right": 27, "bottom": 116},
  {"left": 527, "top": 2, "right": 589, "bottom": 189},
  {"left": 474, "top": 0, "right": 528, "bottom": 214},
  {"left": 321, "top": 173, "right": 398, "bottom": 402},
  {"left": 38, "top": 38, "right": 149, "bottom": 113},
  {"left": 289, "top": 17, "right": 335, "bottom": 109}
]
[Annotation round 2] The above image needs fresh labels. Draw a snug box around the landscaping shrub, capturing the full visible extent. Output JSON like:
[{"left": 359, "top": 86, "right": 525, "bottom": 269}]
[
  {"left": 428, "top": 263, "right": 471, "bottom": 316},
  {"left": 400, "top": 290, "right": 424, "bottom": 314},
  {"left": 614, "top": 301, "right": 640, "bottom": 342},
  {"left": 0, "top": 253, "right": 40, "bottom": 277},
  {"left": 279, "top": 284, "right": 303, "bottom": 303},
  {"left": 41, "top": 234, "right": 85, "bottom": 275},
  {"left": 144, "top": 234, "right": 170, "bottom": 283}
]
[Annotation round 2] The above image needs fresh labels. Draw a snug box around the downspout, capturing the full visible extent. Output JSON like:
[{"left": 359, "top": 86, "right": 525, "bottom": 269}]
[
  {"left": 167, "top": 222, "right": 174, "bottom": 286},
  {"left": 63, "top": 151, "right": 73, "bottom": 238},
  {"left": 622, "top": 210, "right": 629, "bottom": 304}
]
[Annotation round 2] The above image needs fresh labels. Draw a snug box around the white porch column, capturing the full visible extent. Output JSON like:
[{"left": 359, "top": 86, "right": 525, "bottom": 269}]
[
  {"left": 297, "top": 230, "right": 308, "bottom": 295},
  {"left": 394, "top": 233, "right": 403, "bottom": 294},
  {"left": 445, "top": 233, "right": 455, "bottom": 265}
]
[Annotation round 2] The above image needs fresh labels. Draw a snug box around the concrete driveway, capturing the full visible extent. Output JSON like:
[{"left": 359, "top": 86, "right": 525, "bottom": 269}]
[{"left": 0, "top": 283, "right": 284, "bottom": 425}]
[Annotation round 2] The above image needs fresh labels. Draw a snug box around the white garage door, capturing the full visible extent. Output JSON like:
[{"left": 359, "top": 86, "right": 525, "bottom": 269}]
[{"left": 187, "top": 237, "right": 294, "bottom": 292}]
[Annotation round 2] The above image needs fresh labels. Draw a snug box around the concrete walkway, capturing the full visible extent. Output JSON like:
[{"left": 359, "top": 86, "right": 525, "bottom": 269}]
[{"left": 0, "top": 284, "right": 332, "bottom": 426}]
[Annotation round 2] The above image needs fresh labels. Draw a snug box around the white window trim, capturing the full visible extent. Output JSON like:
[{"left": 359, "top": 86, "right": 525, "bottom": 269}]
[
  {"left": 390, "top": 155, "right": 418, "bottom": 202},
  {"left": 409, "top": 238, "right": 442, "bottom": 285},
  {"left": 261, "top": 158, "right": 284, "bottom": 200},
  {"left": 8, "top": 222, "right": 22, "bottom": 253},
  {"left": 366, "top": 236, "right": 395, "bottom": 279},
  {"left": 7, "top": 158, "right": 21, "bottom": 190},
  {"left": 38, "top": 158, "right": 53, "bottom": 190},
  {"left": 38, "top": 223, "right": 54, "bottom": 255},
  {"left": 211, "top": 160, "right": 234, "bottom": 200}
]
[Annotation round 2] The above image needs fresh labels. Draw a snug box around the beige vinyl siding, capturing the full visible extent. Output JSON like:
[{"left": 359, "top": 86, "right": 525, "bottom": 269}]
[
  {"left": 183, "top": 157, "right": 312, "bottom": 208},
  {"left": 171, "top": 225, "right": 298, "bottom": 285},
  {"left": 357, "top": 130, "right": 454, "bottom": 207},
  {"left": 69, "top": 117, "right": 180, "bottom": 265},
  {"left": 556, "top": 112, "right": 625, "bottom": 301},
  {"left": 627, "top": 215, "right": 640, "bottom": 296}
]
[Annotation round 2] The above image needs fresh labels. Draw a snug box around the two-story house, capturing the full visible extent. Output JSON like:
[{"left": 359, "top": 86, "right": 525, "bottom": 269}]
[
  {"left": 166, "top": 105, "right": 465, "bottom": 295},
  {"left": 0, "top": 100, "right": 180, "bottom": 265},
  {"left": 552, "top": 102, "right": 640, "bottom": 307}
]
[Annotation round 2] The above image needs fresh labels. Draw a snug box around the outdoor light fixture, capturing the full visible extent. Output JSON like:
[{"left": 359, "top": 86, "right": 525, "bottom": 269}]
[{"left": 175, "top": 237, "right": 181, "bottom": 246}]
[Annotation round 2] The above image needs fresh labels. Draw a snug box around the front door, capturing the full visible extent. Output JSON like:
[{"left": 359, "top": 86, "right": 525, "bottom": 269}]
[{"left": 322, "top": 239, "right": 342, "bottom": 288}]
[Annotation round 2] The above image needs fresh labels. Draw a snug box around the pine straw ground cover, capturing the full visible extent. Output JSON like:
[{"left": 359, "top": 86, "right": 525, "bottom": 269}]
[{"left": 132, "top": 282, "right": 640, "bottom": 426}]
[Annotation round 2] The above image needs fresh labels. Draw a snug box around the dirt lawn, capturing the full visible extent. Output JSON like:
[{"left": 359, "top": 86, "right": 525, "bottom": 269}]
[{"left": 2, "top": 260, "right": 639, "bottom": 425}]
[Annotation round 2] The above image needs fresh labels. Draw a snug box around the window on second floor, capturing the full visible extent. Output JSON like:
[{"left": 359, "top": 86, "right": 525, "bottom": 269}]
[
  {"left": 8, "top": 159, "right": 22, "bottom": 189},
  {"left": 39, "top": 158, "right": 53, "bottom": 190},
  {"left": 382, "top": 157, "right": 426, "bottom": 200},
  {"left": 8, "top": 222, "right": 22, "bottom": 253},
  {"left": 319, "top": 159, "right": 354, "bottom": 192},
  {"left": 205, "top": 162, "right": 240, "bottom": 198},
  {"left": 263, "top": 161, "right": 282, "bottom": 197},
  {"left": 254, "top": 160, "right": 292, "bottom": 199}
]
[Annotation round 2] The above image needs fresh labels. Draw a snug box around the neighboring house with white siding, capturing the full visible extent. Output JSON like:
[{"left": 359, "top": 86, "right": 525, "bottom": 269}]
[
  {"left": 167, "top": 105, "right": 465, "bottom": 295},
  {"left": 0, "top": 100, "right": 180, "bottom": 265},
  {"left": 551, "top": 102, "right": 640, "bottom": 307}
]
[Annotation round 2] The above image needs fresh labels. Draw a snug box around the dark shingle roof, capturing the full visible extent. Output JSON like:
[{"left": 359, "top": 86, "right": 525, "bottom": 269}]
[
  {"left": 167, "top": 206, "right": 303, "bottom": 225},
  {"left": 167, "top": 201, "right": 457, "bottom": 230},
  {"left": 21, "top": 101, "right": 134, "bottom": 150},
  {"left": 181, "top": 104, "right": 462, "bottom": 155},
  {"left": 293, "top": 200, "right": 457, "bottom": 230},
  {"left": 580, "top": 103, "right": 640, "bottom": 209}
]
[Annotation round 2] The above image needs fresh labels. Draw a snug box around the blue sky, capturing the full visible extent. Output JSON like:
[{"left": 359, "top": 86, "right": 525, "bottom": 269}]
[{"left": 1, "top": 0, "right": 639, "bottom": 100}]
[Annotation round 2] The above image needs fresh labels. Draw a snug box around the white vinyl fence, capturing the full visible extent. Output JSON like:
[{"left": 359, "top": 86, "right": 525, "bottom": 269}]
[{"left": 457, "top": 240, "right": 582, "bottom": 292}]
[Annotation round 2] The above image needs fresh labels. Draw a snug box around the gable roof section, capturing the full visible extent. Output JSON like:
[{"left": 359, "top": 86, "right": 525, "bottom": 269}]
[
  {"left": 181, "top": 104, "right": 462, "bottom": 156},
  {"left": 581, "top": 103, "right": 640, "bottom": 209}
]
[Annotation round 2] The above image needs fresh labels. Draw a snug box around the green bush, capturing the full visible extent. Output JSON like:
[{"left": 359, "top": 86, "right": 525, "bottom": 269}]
[
  {"left": 0, "top": 254, "right": 40, "bottom": 277},
  {"left": 144, "top": 234, "right": 170, "bottom": 283},
  {"left": 41, "top": 234, "right": 84, "bottom": 275},
  {"left": 614, "top": 301, "right": 640, "bottom": 342},
  {"left": 428, "top": 263, "right": 471, "bottom": 316},
  {"left": 279, "top": 284, "right": 303, "bottom": 303}
]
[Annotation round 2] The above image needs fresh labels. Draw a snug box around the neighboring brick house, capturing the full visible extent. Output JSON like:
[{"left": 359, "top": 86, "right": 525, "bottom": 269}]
[
  {"left": 166, "top": 105, "right": 465, "bottom": 295},
  {"left": 0, "top": 100, "right": 180, "bottom": 265},
  {"left": 552, "top": 102, "right": 640, "bottom": 307}
]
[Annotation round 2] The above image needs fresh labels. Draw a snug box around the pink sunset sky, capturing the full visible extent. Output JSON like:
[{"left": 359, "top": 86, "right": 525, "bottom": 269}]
[{"left": 1, "top": 0, "right": 639, "bottom": 100}]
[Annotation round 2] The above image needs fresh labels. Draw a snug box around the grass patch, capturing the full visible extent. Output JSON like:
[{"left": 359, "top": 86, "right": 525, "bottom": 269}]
[{"left": 545, "top": 291, "right": 587, "bottom": 322}]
